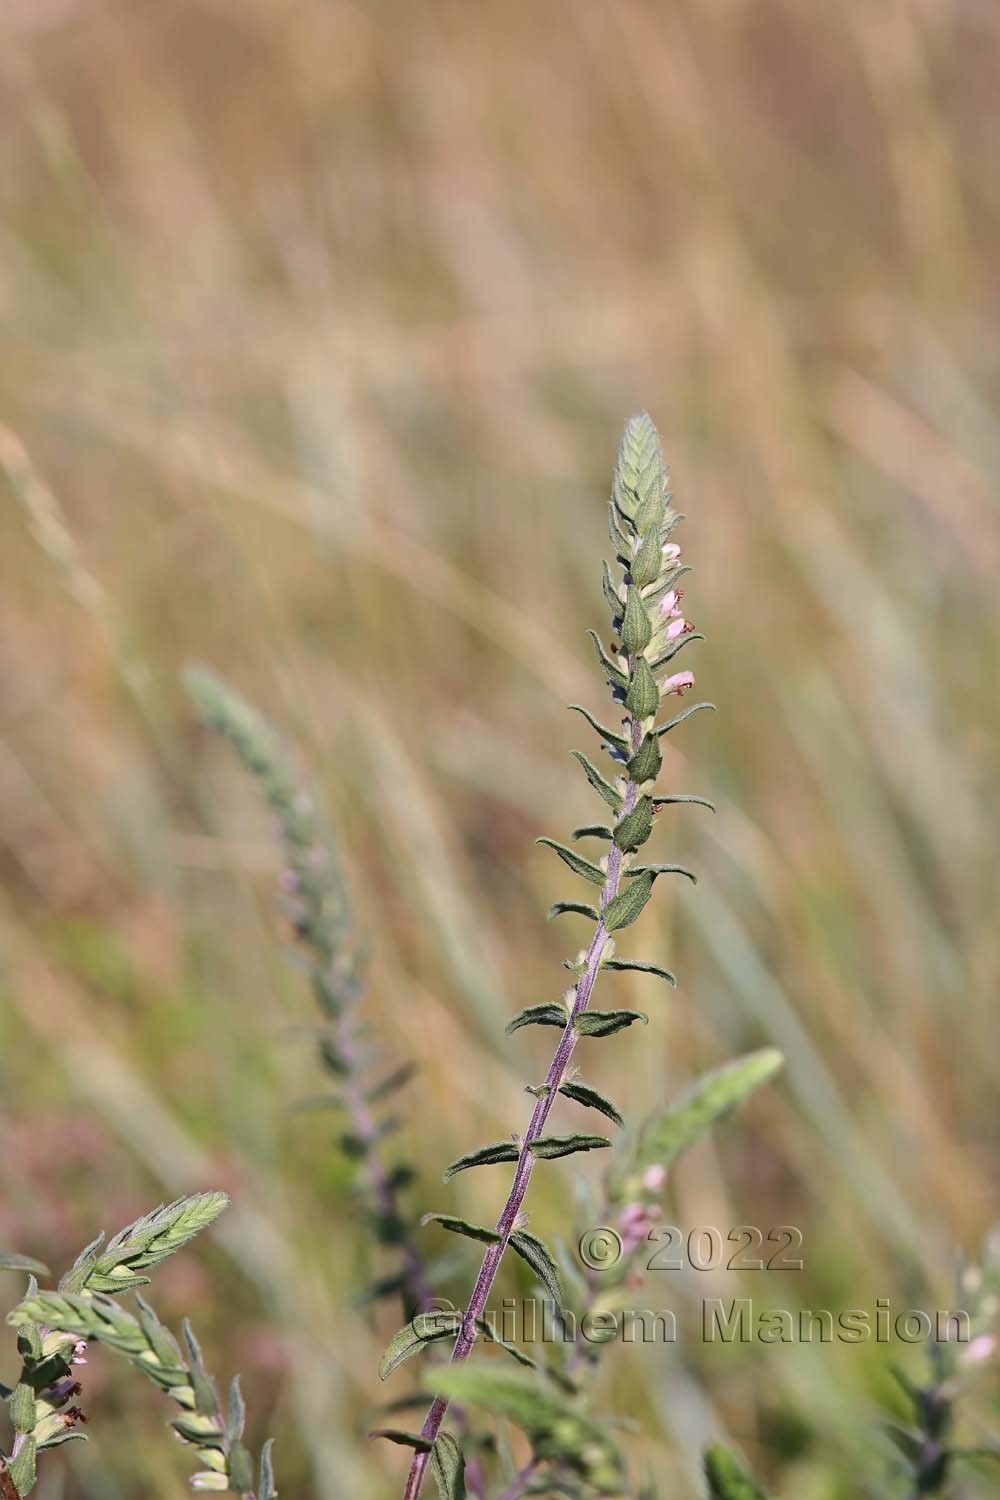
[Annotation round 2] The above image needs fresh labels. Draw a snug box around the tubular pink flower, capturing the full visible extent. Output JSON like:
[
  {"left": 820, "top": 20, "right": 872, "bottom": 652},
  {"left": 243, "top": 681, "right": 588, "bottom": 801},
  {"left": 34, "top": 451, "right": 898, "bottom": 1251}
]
[
  {"left": 963, "top": 1332, "right": 997, "bottom": 1364},
  {"left": 642, "top": 1164, "right": 668, "bottom": 1193},
  {"left": 662, "top": 670, "right": 695, "bottom": 696},
  {"left": 659, "top": 589, "right": 683, "bottom": 617}
]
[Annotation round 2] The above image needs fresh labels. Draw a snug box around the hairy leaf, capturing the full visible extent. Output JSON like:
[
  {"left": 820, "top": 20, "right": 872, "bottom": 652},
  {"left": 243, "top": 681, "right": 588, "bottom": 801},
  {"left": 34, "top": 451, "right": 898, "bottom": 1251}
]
[
  {"left": 586, "top": 629, "right": 626, "bottom": 689},
  {"left": 421, "top": 1215, "right": 501, "bottom": 1246},
  {"left": 637, "top": 1049, "right": 784, "bottom": 1171},
  {"left": 575, "top": 1010, "right": 648, "bottom": 1037},
  {"left": 536, "top": 838, "right": 605, "bottom": 888},
  {"left": 505, "top": 1003, "right": 568, "bottom": 1036},
  {"left": 568, "top": 704, "right": 628, "bottom": 752},
  {"left": 651, "top": 794, "right": 715, "bottom": 812},
  {"left": 630, "top": 527, "right": 662, "bottom": 589},
  {"left": 625, "top": 657, "right": 659, "bottom": 720},
  {"left": 509, "top": 1230, "right": 564, "bottom": 1308},
  {"left": 547, "top": 900, "right": 599, "bottom": 922},
  {"left": 528, "top": 1134, "right": 612, "bottom": 1160},
  {"left": 370, "top": 1429, "right": 432, "bottom": 1453},
  {"left": 558, "top": 1081, "right": 624, "bottom": 1127},
  {"left": 621, "top": 586, "right": 652, "bottom": 654},
  {"left": 0, "top": 1252, "right": 49, "bottom": 1277},
  {"left": 259, "top": 1439, "right": 278, "bottom": 1500},
  {"left": 602, "top": 873, "right": 653, "bottom": 931},
  {"left": 655, "top": 701, "right": 716, "bottom": 737},
  {"left": 625, "top": 732, "right": 662, "bottom": 784},
  {"left": 613, "top": 796, "right": 653, "bottom": 852},
  {"left": 443, "top": 1142, "right": 520, "bottom": 1182},
  {"left": 602, "top": 957, "right": 677, "bottom": 987},
  {"left": 379, "top": 1312, "right": 463, "bottom": 1381},
  {"left": 430, "top": 1432, "right": 466, "bottom": 1500},
  {"left": 572, "top": 824, "right": 613, "bottom": 842},
  {"left": 627, "top": 862, "right": 697, "bottom": 886},
  {"left": 570, "top": 751, "right": 623, "bottom": 813}
]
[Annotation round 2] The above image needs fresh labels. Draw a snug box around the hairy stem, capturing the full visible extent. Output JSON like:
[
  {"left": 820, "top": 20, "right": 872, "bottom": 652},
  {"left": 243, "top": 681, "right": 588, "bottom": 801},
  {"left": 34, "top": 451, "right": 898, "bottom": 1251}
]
[{"left": 403, "top": 713, "right": 643, "bottom": 1497}]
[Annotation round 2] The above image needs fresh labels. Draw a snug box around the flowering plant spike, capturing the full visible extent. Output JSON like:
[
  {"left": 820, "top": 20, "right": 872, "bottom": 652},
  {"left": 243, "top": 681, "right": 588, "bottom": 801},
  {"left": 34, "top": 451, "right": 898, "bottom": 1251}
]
[{"left": 388, "top": 413, "right": 730, "bottom": 1497}]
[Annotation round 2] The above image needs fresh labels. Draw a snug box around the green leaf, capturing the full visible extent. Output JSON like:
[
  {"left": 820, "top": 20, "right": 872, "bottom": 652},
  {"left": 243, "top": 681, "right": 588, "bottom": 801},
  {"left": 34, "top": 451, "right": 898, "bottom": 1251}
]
[
  {"left": 569, "top": 751, "right": 623, "bottom": 813},
  {"left": 536, "top": 838, "right": 605, "bottom": 887},
  {"left": 422, "top": 1363, "right": 623, "bottom": 1485},
  {"left": 475, "top": 1320, "right": 540, "bottom": 1372},
  {"left": 602, "top": 957, "right": 677, "bottom": 987},
  {"left": 602, "top": 873, "right": 653, "bottom": 930},
  {"left": 572, "top": 824, "right": 613, "bottom": 841},
  {"left": 630, "top": 528, "right": 662, "bottom": 589},
  {"left": 627, "top": 862, "right": 697, "bottom": 885},
  {"left": 652, "top": 794, "right": 715, "bottom": 812},
  {"left": 528, "top": 1134, "right": 612, "bottom": 1160},
  {"left": 703, "top": 1444, "right": 770, "bottom": 1499},
  {"left": 547, "top": 900, "right": 599, "bottom": 922},
  {"left": 575, "top": 1010, "right": 648, "bottom": 1037},
  {"left": 378, "top": 1312, "right": 463, "bottom": 1380},
  {"left": 558, "top": 1081, "right": 624, "bottom": 1127},
  {"left": 648, "top": 631, "right": 705, "bottom": 671},
  {"left": 655, "top": 701, "right": 716, "bottom": 737},
  {"left": 621, "top": 586, "right": 652, "bottom": 654},
  {"left": 613, "top": 796, "right": 653, "bottom": 852},
  {"left": 509, "top": 1230, "right": 564, "bottom": 1308},
  {"left": 368, "top": 1062, "right": 418, "bottom": 1102},
  {"left": 0, "top": 1252, "right": 49, "bottom": 1276},
  {"left": 587, "top": 630, "right": 626, "bottom": 690},
  {"left": 505, "top": 1002, "right": 568, "bottom": 1036},
  {"left": 258, "top": 1439, "right": 278, "bottom": 1500},
  {"left": 226, "top": 1374, "right": 246, "bottom": 1443},
  {"left": 625, "top": 657, "right": 660, "bottom": 719},
  {"left": 443, "top": 1141, "right": 520, "bottom": 1182},
  {"left": 420, "top": 1215, "right": 501, "bottom": 1246},
  {"left": 8, "top": 1438, "right": 36, "bottom": 1496},
  {"left": 568, "top": 704, "right": 628, "bottom": 752},
  {"left": 430, "top": 1432, "right": 466, "bottom": 1500},
  {"left": 625, "top": 733, "right": 662, "bottom": 784},
  {"left": 61, "top": 1192, "right": 230, "bottom": 1294},
  {"left": 369, "top": 1429, "right": 433, "bottom": 1453},
  {"left": 637, "top": 1049, "right": 785, "bottom": 1171},
  {"left": 227, "top": 1441, "right": 255, "bottom": 1494}
]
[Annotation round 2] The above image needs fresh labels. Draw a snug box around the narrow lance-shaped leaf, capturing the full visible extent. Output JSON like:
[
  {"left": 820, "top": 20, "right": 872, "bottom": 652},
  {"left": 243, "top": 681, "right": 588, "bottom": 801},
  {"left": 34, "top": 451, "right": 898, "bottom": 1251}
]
[
  {"left": 655, "top": 701, "right": 716, "bottom": 737},
  {"left": 637, "top": 1049, "right": 785, "bottom": 1172},
  {"left": 575, "top": 1009, "right": 648, "bottom": 1037},
  {"left": 627, "top": 862, "right": 697, "bottom": 886},
  {"left": 548, "top": 900, "right": 599, "bottom": 922},
  {"left": 443, "top": 1141, "right": 520, "bottom": 1182},
  {"left": 528, "top": 1134, "right": 612, "bottom": 1160},
  {"left": 0, "top": 1253, "right": 49, "bottom": 1276},
  {"left": 421, "top": 1215, "right": 501, "bottom": 1246},
  {"left": 602, "top": 957, "right": 677, "bottom": 987},
  {"left": 558, "top": 1081, "right": 624, "bottom": 1127},
  {"left": 570, "top": 750, "right": 623, "bottom": 812},
  {"left": 430, "top": 1432, "right": 466, "bottom": 1500},
  {"left": 379, "top": 1313, "right": 463, "bottom": 1381},
  {"left": 505, "top": 1002, "right": 567, "bottom": 1036},
  {"left": 508, "top": 1230, "right": 564, "bottom": 1309},
  {"left": 536, "top": 838, "right": 605, "bottom": 888},
  {"left": 602, "top": 872, "right": 653, "bottom": 931},
  {"left": 568, "top": 704, "right": 628, "bottom": 752}
]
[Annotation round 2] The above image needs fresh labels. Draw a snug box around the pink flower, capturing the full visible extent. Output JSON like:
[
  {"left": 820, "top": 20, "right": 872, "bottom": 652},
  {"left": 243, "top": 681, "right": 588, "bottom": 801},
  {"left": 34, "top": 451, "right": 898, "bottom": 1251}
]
[
  {"left": 662, "top": 542, "right": 681, "bottom": 563},
  {"left": 963, "top": 1333, "right": 997, "bottom": 1365},
  {"left": 642, "top": 1164, "right": 668, "bottom": 1193},
  {"left": 665, "top": 616, "right": 695, "bottom": 641},
  {"left": 662, "top": 671, "right": 695, "bottom": 696},
  {"left": 659, "top": 589, "right": 683, "bottom": 618}
]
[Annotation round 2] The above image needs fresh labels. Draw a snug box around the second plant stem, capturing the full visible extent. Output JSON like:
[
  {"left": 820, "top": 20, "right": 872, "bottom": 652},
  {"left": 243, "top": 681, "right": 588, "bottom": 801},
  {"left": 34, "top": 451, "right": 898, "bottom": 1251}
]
[{"left": 403, "top": 706, "right": 644, "bottom": 1498}]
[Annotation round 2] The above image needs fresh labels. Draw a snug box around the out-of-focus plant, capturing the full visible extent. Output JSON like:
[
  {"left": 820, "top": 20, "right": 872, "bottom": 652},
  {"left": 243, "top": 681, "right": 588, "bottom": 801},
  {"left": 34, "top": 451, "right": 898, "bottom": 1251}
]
[
  {"left": 184, "top": 667, "right": 434, "bottom": 1321},
  {"left": 884, "top": 1227, "right": 1000, "bottom": 1496},
  {"left": 2, "top": 1195, "right": 273, "bottom": 1499},
  {"left": 372, "top": 414, "right": 784, "bottom": 1499}
]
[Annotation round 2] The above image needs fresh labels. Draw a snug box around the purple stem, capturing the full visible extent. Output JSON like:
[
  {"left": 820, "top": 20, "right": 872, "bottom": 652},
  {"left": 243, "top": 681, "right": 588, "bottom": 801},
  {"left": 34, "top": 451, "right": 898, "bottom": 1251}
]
[{"left": 403, "top": 704, "right": 644, "bottom": 1498}]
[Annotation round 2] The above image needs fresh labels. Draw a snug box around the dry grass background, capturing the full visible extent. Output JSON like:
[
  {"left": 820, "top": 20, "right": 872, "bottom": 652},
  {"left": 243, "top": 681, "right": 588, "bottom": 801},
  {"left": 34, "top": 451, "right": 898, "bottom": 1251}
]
[{"left": 1, "top": 2, "right": 998, "bottom": 1496}]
